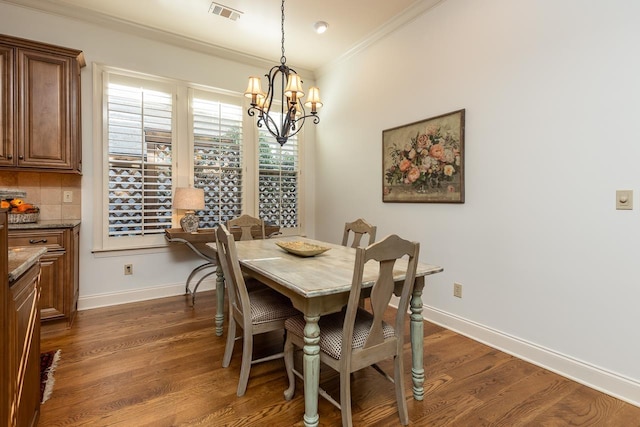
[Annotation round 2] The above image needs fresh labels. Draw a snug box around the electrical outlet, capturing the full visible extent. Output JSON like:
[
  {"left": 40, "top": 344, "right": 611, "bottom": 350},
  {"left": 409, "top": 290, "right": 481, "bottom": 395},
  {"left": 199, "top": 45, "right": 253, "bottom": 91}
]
[
  {"left": 124, "top": 264, "right": 133, "bottom": 275},
  {"left": 453, "top": 282, "right": 463, "bottom": 298},
  {"left": 63, "top": 191, "right": 73, "bottom": 203}
]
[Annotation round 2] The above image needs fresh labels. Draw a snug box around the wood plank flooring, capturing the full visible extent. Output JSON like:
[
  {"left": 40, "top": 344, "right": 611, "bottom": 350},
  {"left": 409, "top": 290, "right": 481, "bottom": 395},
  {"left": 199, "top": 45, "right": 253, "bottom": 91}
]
[{"left": 39, "top": 291, "right": 640, "bottom": 426}]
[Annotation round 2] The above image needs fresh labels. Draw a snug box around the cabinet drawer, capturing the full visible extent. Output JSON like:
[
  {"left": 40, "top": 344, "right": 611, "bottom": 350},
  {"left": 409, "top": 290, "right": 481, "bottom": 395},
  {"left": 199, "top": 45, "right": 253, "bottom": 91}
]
[{"left": 8, "top": 229, "right": 65, "bottom": 251}]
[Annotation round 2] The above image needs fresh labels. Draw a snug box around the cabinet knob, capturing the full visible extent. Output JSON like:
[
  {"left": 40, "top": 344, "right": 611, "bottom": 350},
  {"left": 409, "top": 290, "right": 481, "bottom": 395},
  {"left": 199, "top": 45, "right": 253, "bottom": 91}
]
[
  {"left": 7, "top": 155, "right": 12, "bottom": 160},
  {"left": 29, "top": 239, "right": 47, "bottom": 244},
  {"left": 18, "top": 155, "right": 24, "bottom": 160}
]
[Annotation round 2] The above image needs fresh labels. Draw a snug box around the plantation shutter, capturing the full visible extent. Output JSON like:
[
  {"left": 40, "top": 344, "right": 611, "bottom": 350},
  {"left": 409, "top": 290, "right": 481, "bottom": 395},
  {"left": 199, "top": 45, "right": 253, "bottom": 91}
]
[
  {"left": 192, "top": 97, "right": 243, "bottom": 228},
  {"left": 106, "top": 81, "right": 173, "bottom": 238},
  {"left": 258, "top": 125, "right": 299, "bottom": 229}
]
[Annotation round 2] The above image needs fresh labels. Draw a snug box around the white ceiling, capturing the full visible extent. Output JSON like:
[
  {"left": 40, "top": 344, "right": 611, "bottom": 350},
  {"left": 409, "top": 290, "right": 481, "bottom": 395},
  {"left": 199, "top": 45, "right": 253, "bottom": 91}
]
[{"left": 2, "top": 0, "right": 444, "bottom": 75}]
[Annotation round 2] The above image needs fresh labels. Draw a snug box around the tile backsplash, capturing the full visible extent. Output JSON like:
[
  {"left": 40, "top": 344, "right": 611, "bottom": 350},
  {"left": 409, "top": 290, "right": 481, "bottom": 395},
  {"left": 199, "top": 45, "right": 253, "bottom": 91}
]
[{"left": 0, "top": 172, "right": 81, "bottom": 220}]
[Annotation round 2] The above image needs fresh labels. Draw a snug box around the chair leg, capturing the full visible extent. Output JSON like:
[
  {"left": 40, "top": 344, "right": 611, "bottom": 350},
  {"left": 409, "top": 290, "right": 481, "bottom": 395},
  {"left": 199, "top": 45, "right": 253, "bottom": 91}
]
[
  {"left": 394, "top": 354, "right": 409, "bottom": 425},
  {"left": 283, "top": 334, "right": 296, "bottom": 400},
  {"left": 222, "top": 317, "right": 236, "bottom": 368},
  {"left": 340, "top": 369, "right": 353, "bottom": 427},
  {"left": 236, "top": 326, "right": 253, "bottom": 397}
]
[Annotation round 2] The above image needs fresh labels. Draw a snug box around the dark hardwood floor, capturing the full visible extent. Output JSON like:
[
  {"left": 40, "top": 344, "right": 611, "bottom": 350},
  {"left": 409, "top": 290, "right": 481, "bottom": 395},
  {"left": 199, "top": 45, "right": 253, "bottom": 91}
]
[{"left": 39, "top": 291, "right": 640, "bottom": 426}]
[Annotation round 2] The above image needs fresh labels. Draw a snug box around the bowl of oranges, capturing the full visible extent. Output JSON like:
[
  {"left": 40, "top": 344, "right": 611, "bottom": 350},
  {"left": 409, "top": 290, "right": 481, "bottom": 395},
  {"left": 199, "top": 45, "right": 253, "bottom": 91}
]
[{"left": 2, "top": 198, "right": 39, "bottom": 224}]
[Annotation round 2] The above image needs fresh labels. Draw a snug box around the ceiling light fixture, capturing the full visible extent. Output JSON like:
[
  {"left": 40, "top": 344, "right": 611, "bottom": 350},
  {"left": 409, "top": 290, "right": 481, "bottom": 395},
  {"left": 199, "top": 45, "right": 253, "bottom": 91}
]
[
  {"left": 244, "top": 0, "right": 323, "bottom": 146},
  {"left": 313, "top": 21, "right": 329, "bottom": 34}
]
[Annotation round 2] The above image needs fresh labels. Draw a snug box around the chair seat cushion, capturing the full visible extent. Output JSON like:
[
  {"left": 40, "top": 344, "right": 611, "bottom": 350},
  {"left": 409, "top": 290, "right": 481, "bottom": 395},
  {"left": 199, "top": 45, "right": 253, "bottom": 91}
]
[
  {"left": 249, "top": 288, "right": 300, "bottom": 324},
  {"left": 285, "top": 308, "right": 395, "bottom": 360}
]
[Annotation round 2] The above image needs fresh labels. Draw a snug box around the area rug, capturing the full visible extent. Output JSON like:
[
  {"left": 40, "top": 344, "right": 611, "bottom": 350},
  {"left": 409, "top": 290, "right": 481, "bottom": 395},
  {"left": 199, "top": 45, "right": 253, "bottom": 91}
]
[{"left": 40, "top": 349, "right": 61, "bottom": 404}]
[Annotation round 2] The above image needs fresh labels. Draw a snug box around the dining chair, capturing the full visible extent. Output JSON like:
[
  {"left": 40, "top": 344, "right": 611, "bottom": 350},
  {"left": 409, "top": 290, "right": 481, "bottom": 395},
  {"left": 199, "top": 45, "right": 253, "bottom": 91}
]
[
  {"left": 341, "top": 218, "right": 377, "bottom": 248},
  {"left": 227, "top": 214, "right": 266, "bottom": 241},
  {"left": 215, "top": 224, "right": 300, "bottom": 397},
  {"left": 283, "top": 234, "right": 420, "bottom": 426}
]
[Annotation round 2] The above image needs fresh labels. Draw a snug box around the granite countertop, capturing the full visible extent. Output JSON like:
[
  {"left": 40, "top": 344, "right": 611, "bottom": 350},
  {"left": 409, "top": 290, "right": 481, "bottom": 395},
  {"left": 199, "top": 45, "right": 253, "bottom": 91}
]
[
  {"left": 8, "top": 219, "right": 81, "bottom": 230},
  {"left": 8, "top": 246, "right": 47, "bottom": 283}
]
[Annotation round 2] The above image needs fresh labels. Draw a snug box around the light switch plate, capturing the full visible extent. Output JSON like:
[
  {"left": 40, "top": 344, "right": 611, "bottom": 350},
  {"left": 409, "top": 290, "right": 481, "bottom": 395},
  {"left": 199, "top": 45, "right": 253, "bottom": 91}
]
[{"left": 616, "top": 190, "right": 632, "bottom": 210}]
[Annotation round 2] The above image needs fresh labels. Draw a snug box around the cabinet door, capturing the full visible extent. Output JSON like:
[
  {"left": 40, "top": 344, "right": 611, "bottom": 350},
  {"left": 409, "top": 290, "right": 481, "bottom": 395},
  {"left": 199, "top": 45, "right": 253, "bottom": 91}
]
[
  {"left": 39, "top": 252, "right": 65, "bottom": 321},
  {"left": 16, "top": 48, "right": 73, "bottom": 169},
  {"left": 0, "top": 45, "right": 14, "bottom": 166},
  {"left": 10, "top": 264, "right": 41, "bottom": 427}
]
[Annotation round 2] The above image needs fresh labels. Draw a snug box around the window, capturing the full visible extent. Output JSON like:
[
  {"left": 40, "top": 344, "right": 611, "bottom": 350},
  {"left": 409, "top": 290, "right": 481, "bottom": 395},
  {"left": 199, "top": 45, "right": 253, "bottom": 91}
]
[
  {"left": 106, "top": 81, "right": 173, "bottom": 239},
  {"left": 192, "top": 97, "right": 243, "bottom": 228},
  {"left": 258, "top": 125, "right": 299, "bottom": 228},
  {"left": 94, "top": 66, "right": 302, "bottom": 251}
]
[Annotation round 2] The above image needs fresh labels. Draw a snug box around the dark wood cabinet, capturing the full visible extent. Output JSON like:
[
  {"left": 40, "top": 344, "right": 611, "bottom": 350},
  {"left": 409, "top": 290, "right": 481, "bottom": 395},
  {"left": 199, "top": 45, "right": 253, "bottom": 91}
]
[
  {"left": 0, "top": 34, "right": 84, "bottom": 173},
  {"left": 9, "top": 225, "right": 80, "bottom": 327},
  {"left": 9, "top": 262, "right": 41, "bottom": 427}
]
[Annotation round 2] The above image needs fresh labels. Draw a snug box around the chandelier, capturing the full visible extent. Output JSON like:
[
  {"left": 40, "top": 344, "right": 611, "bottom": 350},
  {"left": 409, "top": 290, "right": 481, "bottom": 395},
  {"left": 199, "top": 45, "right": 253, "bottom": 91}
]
[{"left": 244, "top": 0, "right": 323, "bottom": 146}]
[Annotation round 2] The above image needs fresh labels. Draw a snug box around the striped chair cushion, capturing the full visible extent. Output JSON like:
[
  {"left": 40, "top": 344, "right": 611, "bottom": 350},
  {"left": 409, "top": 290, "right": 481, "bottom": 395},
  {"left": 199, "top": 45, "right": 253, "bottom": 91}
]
[
  {"left": 249, "top": 288, "right": 300, "bottom": 324},
  {"left": 285, "top": 308, "right": 395, "bottom": 360}
]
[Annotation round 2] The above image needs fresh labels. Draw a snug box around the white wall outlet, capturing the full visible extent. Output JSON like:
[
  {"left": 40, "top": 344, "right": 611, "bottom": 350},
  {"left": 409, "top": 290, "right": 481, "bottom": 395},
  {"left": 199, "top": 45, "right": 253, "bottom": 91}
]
[
  {"left": 616, "top": 190, "right": 632, "bottom": 210},
  {"left": 124, "top": 264, "right": 133, "bottom": 275},
  {"left": 63, "top": 190, "right": 73, "bottom": 203},
  {"left": 454, "top": 283, "right": 463, "bottom": 298}
]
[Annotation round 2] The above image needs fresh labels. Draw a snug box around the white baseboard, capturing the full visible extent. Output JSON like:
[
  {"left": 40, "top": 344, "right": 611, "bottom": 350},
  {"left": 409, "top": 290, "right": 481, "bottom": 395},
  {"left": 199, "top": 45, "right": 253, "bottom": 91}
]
[
  {"left": 77, "top": 279, "right": 216, "bottom": 311},
  {"left": 423, "top": 305, "right": 640, "bottom": 408}
]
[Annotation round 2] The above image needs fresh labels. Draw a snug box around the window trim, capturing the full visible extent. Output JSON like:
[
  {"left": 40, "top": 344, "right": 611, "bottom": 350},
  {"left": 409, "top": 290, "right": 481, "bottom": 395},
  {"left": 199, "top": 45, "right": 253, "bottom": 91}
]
[{"left": 92, "top": 64, "right": 304, "bottom": 252}]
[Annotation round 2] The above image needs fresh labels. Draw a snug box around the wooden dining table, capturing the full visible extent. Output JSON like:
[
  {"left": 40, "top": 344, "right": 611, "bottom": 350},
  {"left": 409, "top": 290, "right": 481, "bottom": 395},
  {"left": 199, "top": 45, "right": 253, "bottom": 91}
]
[{"left": 208, "top": 235, "right": 443, "bottom": 427}]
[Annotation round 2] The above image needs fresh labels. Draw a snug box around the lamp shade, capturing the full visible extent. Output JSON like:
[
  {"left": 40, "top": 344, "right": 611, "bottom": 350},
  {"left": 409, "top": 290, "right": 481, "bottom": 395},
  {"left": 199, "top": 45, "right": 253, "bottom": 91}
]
[
  {"left": 284, "top": 73, "right": 304, "bottom": 102},
  {"left": 173, "top": 187, "right": 205, "bottom": 210},
  {"left": 304, "top": 86, "right": 323, "bottom": 112}
]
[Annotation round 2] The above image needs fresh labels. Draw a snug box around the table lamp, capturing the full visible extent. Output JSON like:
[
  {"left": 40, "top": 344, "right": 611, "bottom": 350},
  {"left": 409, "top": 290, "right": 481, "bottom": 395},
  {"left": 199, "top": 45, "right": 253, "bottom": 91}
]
[{"left": 173, "top": 187, "right": 205, "bottom": 232}]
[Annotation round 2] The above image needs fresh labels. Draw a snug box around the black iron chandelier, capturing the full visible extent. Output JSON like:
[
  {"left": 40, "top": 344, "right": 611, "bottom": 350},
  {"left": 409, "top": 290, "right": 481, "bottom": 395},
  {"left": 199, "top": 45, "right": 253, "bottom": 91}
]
[{"left": 244, "top": 0, "right": 323, "bottom": 146}]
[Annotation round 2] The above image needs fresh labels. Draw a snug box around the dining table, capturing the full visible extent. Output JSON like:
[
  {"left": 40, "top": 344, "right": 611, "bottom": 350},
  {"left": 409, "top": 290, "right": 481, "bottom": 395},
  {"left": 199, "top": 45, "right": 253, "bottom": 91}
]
[{"left": 208, "top": 235, "right": 443, "bottom": 427}]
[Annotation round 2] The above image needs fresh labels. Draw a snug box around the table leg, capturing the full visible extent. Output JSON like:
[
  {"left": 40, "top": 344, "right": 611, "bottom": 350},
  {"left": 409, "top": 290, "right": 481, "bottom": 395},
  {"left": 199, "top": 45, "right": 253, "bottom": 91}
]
[
  {"left": 303, "top": 315, "right": 320, "bottom": 427},
  {"left": 215, "top": 265, "right": 225, "bottom": 337},
  {"left": 410, "top": 276, "right": 425, "bottom": 400}
]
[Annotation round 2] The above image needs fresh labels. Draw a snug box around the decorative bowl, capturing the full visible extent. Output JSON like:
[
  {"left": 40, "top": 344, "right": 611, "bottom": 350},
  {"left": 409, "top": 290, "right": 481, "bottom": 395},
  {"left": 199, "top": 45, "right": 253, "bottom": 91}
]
[{"left": 275, "top": 241, "right": 331, "bottom": 257}]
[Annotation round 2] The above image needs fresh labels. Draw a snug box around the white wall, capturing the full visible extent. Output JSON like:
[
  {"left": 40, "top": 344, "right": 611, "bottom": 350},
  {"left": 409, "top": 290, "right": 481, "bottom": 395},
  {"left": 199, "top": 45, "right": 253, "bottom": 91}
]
[
  {"left": 315, "top": 0, "right": 640, "bottom": 405},
  {"left": 0, "top": 2, "right": 317, "bottom": 307}
]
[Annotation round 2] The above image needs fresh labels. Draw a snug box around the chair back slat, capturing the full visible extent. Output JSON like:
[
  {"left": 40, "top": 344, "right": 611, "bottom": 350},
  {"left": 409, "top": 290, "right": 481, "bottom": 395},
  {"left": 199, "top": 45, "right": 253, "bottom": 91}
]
[
  {"left": 227, "top": 214, "right": 266, "bottom": 241},
  {"left": 343, "top": 234, "right": 419, "bottom": 357},
  {"left": 342, "top": 218, "right": 377, "bottom": 248},
  {"left": 215, "top": 224, "right": 251, "bottom": 319}
]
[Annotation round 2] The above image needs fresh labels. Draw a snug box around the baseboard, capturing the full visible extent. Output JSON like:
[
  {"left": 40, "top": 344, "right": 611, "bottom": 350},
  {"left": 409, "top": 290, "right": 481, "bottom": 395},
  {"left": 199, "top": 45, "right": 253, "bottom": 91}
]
[
  {"left": 77, "top": 279, "right": 216, "bottom": 311},
  {"left": 422, "top": 305, "right": 640, "bottom": 408}
]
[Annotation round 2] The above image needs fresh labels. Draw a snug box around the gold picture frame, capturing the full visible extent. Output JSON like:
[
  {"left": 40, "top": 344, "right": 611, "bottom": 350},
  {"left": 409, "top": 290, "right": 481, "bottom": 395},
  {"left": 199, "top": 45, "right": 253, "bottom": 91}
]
[{"left": 383, "top": 109, "right": 465, "bottom": 203}]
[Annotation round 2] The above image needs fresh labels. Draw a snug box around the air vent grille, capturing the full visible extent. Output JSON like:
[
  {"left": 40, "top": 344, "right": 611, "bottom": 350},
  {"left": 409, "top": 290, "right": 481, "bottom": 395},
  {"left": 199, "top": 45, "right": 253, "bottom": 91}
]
[{"left": 209, "top": 2, "right": 242, "bottom": 21}]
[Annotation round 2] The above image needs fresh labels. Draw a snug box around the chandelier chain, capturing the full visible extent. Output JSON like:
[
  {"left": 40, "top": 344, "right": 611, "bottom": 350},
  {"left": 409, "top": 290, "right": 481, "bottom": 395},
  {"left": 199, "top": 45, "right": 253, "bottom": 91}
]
[{"left": 280, "top": 0, "right": 286, "bottom": 65}]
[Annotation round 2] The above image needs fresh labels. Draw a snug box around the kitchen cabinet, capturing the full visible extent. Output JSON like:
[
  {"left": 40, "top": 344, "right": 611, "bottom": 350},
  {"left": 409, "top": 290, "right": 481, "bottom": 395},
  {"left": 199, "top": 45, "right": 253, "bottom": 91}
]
[
  {"left": 9, "top": 224, "right": 80, "bottom": 327},
  {"left": 0, "top": 34, "right": 84, "bottom": 173},
  {"left": 9, "top": 261, "right": 41, "bottom": 427}
]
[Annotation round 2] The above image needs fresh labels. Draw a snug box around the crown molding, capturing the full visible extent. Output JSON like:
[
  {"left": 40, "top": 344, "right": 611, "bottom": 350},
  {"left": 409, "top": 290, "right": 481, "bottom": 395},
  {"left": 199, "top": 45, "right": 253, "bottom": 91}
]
[
  {"left": 315, "top": 0, "right": 446, "bottom": 78},
  {"left": 0, "top": 0, "right": 315, "bottom": 78}
]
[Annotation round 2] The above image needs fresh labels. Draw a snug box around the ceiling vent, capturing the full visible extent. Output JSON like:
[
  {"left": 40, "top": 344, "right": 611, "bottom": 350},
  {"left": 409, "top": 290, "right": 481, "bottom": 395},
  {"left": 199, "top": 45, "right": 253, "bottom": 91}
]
[{"left": 209, "top": 2, "right": 243, "bottom": 21}]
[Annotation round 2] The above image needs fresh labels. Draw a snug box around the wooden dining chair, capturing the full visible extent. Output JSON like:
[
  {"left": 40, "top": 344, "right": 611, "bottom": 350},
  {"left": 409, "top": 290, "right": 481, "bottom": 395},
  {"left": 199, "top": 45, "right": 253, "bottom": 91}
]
[
  {"left": 227, "top": 214, "right": 266, "bottom": 241},
  {"left": 283, "top": 234, "right": 420, "bottom": 426},
  {"left": 215, "top": 224, "right": 300, "bottom": 397},
  {"left": 341, "top": 218, "right": 377, "bottom": 248}
]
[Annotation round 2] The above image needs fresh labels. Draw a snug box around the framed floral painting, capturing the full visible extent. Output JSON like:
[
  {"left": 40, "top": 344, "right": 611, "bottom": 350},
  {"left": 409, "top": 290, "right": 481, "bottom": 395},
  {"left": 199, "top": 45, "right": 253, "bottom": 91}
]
[{"left": 383, "top": 109, "right": 465, "bottom": 203}]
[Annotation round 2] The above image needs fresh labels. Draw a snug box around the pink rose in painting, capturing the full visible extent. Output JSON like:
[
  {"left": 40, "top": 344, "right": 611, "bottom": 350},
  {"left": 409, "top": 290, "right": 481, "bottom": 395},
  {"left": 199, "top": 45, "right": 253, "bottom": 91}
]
[
  {"left": 444, "top": 165, "right": 455, "bottom": 176},
  {"left": 429, "top": 144, "right": 444, "bottom": 160},
  {"left": 417, "top": 134, "right": 429, "bottom": 149},
  {"left": 448, "top": 185, "right": 455, "bottom": 193},
  {"left": 407, "top": 167, "right": 421, "bottom": 183},
  {"left": 399, "top": 158, "right": 412, "bottom": 172}
]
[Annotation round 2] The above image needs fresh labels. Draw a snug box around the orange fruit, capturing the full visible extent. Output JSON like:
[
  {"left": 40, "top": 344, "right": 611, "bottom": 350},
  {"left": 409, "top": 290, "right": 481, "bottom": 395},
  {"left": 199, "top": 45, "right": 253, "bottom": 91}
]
[
  {"left": 17, "top": 203, "right": 34, "bottom": 213},
  {"left": 10, "top": 198, "right": 24, "bottom": 207},
  {"left": 0, "top": 200, "right": 9, "bottom": 209}
]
